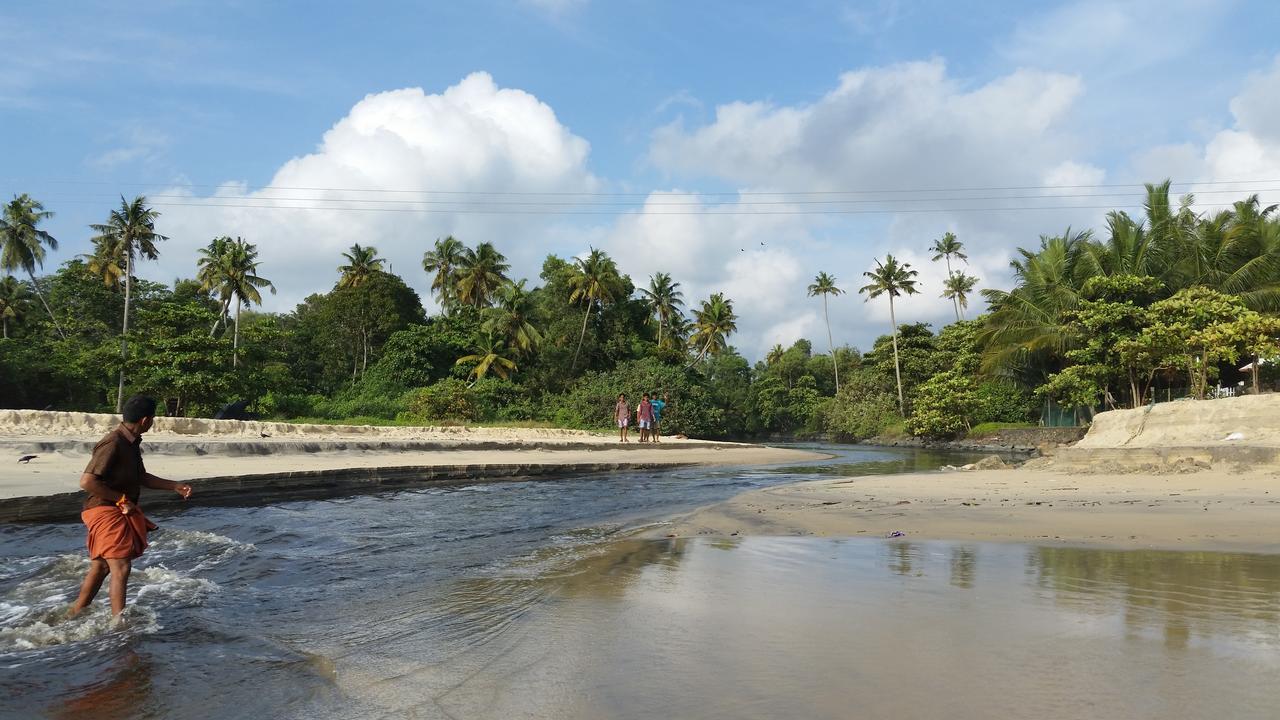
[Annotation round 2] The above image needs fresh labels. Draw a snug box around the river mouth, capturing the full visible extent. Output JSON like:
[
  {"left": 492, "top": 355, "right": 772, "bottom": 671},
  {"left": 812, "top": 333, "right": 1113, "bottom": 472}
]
[{"left": 2, "top": 445, "right": 1277, "bottom": 719}]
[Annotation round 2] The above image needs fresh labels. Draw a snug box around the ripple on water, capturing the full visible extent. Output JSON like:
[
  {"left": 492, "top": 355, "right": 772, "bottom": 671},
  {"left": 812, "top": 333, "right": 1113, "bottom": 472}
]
[{"left": 0, "top": 529, "right": 252, "bottom": 656}]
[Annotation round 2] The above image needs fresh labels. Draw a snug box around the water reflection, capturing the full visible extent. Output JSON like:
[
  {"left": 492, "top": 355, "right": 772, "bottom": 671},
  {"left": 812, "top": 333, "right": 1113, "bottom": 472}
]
[
  {"left": 393, "top": 537, "right": 1280, "bottom": 720},
  {"left": 1028, "top": 546, "right": 1280, "bottom": 651}
]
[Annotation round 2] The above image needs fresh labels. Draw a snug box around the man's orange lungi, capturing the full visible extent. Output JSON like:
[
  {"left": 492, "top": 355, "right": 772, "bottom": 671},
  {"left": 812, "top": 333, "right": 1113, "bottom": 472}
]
[{"left": 82, "top": 505, "right": 153, "bottom": 560}]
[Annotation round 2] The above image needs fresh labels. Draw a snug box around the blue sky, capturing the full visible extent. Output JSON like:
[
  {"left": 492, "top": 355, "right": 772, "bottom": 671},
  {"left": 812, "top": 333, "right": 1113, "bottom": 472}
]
[{"left": 4, "top": 0, "right": 1280, "bottom": 356}]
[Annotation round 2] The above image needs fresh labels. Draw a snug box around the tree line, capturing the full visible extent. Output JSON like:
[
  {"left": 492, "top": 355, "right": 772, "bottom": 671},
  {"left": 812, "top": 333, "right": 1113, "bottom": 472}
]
[{"left": 2, "top": 180, "right": 1277, "bottom": 440}]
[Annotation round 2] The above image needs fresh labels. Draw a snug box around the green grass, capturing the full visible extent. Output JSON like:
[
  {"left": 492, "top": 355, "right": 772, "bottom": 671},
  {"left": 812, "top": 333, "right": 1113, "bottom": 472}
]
[{"left": 967, "top": 421, "right": 1038, "bottom": 437}]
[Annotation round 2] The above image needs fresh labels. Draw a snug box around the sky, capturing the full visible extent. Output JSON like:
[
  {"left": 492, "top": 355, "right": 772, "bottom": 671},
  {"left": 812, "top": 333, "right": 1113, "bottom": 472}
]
[{"left": 4, "top": 0, "right": 1280, "bottom": 359}]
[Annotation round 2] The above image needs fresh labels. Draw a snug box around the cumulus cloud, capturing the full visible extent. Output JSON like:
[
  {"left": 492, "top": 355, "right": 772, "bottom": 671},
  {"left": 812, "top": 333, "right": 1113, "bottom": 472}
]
[
  {"left": 153, "top": 72, "right": 600, "bottom": 311},
  {"left": 1132, "top": 55, "right": 1280, "bottom": 193},
  {"left": 635, "top": 59, "right": 1100, "bottom": 355}
]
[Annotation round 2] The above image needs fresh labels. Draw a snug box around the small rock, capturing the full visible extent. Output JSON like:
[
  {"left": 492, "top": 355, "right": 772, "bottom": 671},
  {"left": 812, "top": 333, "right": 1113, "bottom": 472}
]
[{"left": 973, "top": 454, "right": 1008, "bottom": 470}]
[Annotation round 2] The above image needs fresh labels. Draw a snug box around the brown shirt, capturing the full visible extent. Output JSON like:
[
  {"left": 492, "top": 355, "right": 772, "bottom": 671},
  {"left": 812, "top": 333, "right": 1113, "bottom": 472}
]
[{"left": 82, "top": 424, "right": 147, "bottom": 510}]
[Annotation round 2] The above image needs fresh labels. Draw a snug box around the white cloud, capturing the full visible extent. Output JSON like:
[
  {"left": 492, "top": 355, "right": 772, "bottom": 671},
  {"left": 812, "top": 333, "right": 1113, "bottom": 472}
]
[
  {"left": 152, "top": 72, "right": 601, "bottom": 312},
  {"left": 1131, "top": 54, "right": 1280, "bottom": 196},
  {"left": 638, "top": 59, "right": 1099, "bottom": 354},
  {"left": 1000, "top": 0, "right": 1224, "bottom": 76}
]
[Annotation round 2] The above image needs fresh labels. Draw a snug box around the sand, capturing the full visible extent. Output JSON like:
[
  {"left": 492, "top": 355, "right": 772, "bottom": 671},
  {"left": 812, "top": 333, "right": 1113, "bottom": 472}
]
[{"left": 655, "top": 463, "right": 1280, "bottom": 553}]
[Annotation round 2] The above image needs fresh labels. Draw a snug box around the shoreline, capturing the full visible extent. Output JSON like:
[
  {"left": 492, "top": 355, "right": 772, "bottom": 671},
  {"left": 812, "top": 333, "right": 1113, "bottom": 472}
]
[
  {"left": 0, "top": 434, "right": 828, "bottom": 522},
  {"left": 651, "top": 463, "right": 1280, "bottom": 554}
]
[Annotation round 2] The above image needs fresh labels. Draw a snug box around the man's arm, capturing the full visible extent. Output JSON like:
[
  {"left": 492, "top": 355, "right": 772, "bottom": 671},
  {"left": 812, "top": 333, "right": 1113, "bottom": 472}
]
[{"left": 142, "top": 473, "right": 193, "bottom": 499}]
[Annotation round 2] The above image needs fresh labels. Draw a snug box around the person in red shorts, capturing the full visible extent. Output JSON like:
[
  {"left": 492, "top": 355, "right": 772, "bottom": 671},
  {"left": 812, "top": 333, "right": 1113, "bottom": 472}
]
[{"left": 68, "top": 395, "right": 193, "bottom": 619}]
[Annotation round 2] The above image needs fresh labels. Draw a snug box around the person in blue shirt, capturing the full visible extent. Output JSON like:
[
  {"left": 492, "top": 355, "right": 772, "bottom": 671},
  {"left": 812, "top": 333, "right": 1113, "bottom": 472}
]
[{"left": 649, "top": 391, "right": 667, "bottom": 443}]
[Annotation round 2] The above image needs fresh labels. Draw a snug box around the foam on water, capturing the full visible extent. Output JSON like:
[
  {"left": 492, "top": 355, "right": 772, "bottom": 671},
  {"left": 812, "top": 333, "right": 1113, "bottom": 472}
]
[{"left": 0, "top": 528, "right": 250, "bottom": 655}]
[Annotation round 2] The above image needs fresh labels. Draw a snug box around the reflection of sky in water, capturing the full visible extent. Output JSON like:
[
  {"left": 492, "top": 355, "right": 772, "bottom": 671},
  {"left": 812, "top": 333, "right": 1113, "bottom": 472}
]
[{"left": 405, "top": 538, "right": 1280, "bottom": 720}]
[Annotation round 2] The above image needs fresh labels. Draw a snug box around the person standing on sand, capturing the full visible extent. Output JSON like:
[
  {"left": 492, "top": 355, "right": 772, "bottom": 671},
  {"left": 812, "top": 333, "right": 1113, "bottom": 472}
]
[
  {"left": 68, "top": 395, "right": 193, "bottom": 619},
  {"left": 615, "top": 393, "right": 630, "bottom": 443},
  {"left": 637, "top": 393, "right": 654, "bottom": 443},
  {"left": 649, "top": 392, "right": 666, "bottom": 443}
]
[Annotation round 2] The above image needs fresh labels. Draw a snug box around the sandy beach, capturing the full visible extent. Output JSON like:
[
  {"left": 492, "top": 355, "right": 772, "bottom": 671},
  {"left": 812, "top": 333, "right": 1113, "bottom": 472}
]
[
  {"left": 656, "top": 397, "right": 1280, "bottom": 553},
  {"left": 0, "top": 410, "right": 827, "bottom": 520},
  {"left": 654, "top": 464, "right": 1280, "bottom": 552}
]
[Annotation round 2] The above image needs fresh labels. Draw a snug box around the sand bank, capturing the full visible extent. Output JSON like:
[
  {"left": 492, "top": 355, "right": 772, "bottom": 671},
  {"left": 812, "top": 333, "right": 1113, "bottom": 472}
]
[
  {"left": 0, "top": 412, "right": 826, "bottom": 521},
  {"left": 654, "top": 465, "right": 1280, "bottom": 552}
]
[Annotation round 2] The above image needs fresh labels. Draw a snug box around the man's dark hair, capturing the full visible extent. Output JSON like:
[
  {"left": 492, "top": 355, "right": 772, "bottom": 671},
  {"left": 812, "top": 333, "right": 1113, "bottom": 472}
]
[{"left": 122, "top": 395, "right": 158, "bottom": 423}]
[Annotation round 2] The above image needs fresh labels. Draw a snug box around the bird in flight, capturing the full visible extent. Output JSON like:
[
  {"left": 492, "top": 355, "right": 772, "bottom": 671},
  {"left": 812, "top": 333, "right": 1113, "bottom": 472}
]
[{"left": 18, "top": 455, "right": 37, "bottom": 464}]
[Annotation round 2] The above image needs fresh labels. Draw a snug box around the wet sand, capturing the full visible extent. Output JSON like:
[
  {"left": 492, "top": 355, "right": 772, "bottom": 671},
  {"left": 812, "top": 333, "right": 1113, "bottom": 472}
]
[{"left": 656, "top": 464, "right": 1280, "bottom": 553}]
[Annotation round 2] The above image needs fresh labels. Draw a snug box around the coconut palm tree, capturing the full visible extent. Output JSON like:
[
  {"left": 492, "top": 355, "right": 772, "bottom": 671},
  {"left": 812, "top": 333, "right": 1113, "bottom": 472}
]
[
  {"left": 0, "top": 275, "right": 30, "bottom": 339},
  {"left": 766, "top": 343, "right": 785, "bottom": 366},
  {"left": 205, "top": 238, "right": 275, "bottom": 367},
  {"left": 978, "top": 229, "right": 1092, "bottom": 376},
  {"left": 90, "top": 196, "right": 167, "bottom": 412},
  {"left": 689, "top": 293, "right": 738, "bottom": 366},
  {"left": 456, "top": 334, "right": 518, "bottom": 382},
  {"left": 568, "top": 247, "right": 623, "bottom": 372},
  {"left": 197, "top": 235, "right": 237, "bottom": 335},
  {"left": 422, "top": 235, "right": 467, "bottom": 313},
  {"left": 929, "top": 232, "right": 967, "bottom": 321},
  {"left": 807, "top": 271, "right": 844, "bottom": 392},
  {"left": 639, "top": 272, "right": 685, "bottom": 350},
  {"left": 455, "top": 242, "right": 510, "bottom": 308},
  {"left": 858, "top": 255, "right": 919, "bottom": 414},
  {"left": 942, "top": 272, "right": 979, "bottom": 320},
  {"left": 484, "top": 280, "right": 542, "bottom": 356},
  {"left": 338, "top": 244, "right": 385, "bottom": 288},
  {"left": 83, "top": 232, "right": 127, "bottom": 289},
  {"left": 0, "top": 194, "right": 65, "bottom": 338}
]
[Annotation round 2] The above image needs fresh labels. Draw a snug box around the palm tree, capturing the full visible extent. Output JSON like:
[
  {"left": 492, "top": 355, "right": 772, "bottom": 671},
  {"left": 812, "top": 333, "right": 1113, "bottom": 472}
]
[
  {"left": 978, "top": 229, "right": 1092, "bottom": 376},
  {"left": 90, "top": 196, "right": 167, "bottom": 412},
  {"left": 83, "top": 232, "right": 127, "bottom": 289},
  {"left": 766, "top": 343, "right": 785, "bottom": 366},
  {"left": 929, "top": 232, "right": 967, "bottom": 321},
  {"left": 807, "top": 271, "right": 844, "bottom": 392},
  {"left": 338, "top": 243, "right": 385, "bottom": 288},
  {"left": 639, "top": 272, "right": 685, "bottom": 350},
  {"left": 456, "top": 335, "right": 518, "bottom": 382},
  {"left": 0, "top": 275, "right": 30, "bottom": 339},
  {"left": 484, "top": 280, "right": 542, "bottom": 356},
  {"left": 0, "top": 194, "right": 65, "bottom": 338},
  {"left": 422, "top": 235, "right": 467, "bottom": 313},
  {"left": 689, "top": 293, "right": 739, "bottom": 365},
  {"left": 201, "top": 238, "right": 275, "bottom": 367},
  {"left": 455, "top": 242, "right": 510, "bottom": 308},
  {"left": 942, "top": 272, "right": 979, "bottom": 320},
  {"left": 567, "top": 247, "right": 622, "bottom": 372},
  {"left": 197, "top": 235, "right": 236, "bottom": 335},
  {"left": 859, "top": 254, "right": 920, "bottom": 414}
]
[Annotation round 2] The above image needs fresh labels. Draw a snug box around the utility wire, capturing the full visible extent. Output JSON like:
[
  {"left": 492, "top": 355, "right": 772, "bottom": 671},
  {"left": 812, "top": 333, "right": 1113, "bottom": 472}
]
[{"left": 6, "top": 177, "right": 1280, "bottom": 198}]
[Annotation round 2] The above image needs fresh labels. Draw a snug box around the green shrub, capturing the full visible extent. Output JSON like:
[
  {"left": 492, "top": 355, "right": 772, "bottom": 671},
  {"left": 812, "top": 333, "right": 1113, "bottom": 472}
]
[
  {"left": 824, "top": 387, "right": 900, "bottom": 441},
  {"left": 904, "top": 370, "right": 978, "bottom": 439},
  {"left": 404, "top": 379, "right": 477, "bottom": 421}
]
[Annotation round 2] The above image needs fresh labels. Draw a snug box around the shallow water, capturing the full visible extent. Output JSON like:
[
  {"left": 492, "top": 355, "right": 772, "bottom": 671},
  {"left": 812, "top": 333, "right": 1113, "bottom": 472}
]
[{"left": 1, "top": 446, "right": 1277, "bottom": 719}]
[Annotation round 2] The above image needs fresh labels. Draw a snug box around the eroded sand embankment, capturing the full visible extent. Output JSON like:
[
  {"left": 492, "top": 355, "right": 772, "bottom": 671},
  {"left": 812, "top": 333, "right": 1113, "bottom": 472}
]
[
  {"left": 656, "top": 395, "right": 1280, "bottom": 552},
  {"left": 0, "top": 410, "right": 827, "bottom": 522}
]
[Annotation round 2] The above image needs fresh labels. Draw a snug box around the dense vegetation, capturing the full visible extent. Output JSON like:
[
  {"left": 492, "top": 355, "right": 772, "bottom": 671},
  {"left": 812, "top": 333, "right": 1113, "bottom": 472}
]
[{"left": 2, "top": 181, "right": 1278, "bottom": 440}]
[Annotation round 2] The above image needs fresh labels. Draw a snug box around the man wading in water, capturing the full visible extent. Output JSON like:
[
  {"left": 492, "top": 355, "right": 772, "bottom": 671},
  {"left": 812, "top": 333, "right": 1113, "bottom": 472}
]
[{"left": 68, "top": 395, "right": 193, "bottom": 620}]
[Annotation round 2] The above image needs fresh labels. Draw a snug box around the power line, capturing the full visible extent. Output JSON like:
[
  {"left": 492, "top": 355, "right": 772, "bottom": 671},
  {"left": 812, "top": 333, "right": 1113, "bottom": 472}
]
[
  {"left": 6, "top": 177, "right": 1280, "bottom": 198},
  {"left": 33, "top": 186, "right": 1280, "bottom": 208},
  {"left": 30, "top": 198, "right": 1276, "bottom": 216}
]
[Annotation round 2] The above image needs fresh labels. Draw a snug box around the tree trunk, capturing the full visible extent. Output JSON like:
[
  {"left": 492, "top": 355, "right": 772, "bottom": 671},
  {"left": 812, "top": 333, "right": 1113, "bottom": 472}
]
[
  {"left": 571, "top": 303, "right": 592, "bottom": 372},
  {"left": 657, "top": 311, "right": 664, "bottom": 350},
  {"left": 889, "top": 294, "right": 904, "bottom": 415},
  {"left": 26, "top": 270, "right": 67, "bottom": 339},
  {"left": 1252, "top": 355, "right": 1260, "bottom": 394},
  {"left": 945, "top": 257, "right": 959, "bottom": 322},
  {"left": 824, "top": 295, "right": 839, "bottom": 393},
  {"left": 2, "top": 316, "right": 6, "bottom": 339},
  {"left": 116, "top": 252, "right": 132, "bottom": 413},
  {"left": 232, "top": 298, "right": 241, "bottom": 368}
]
